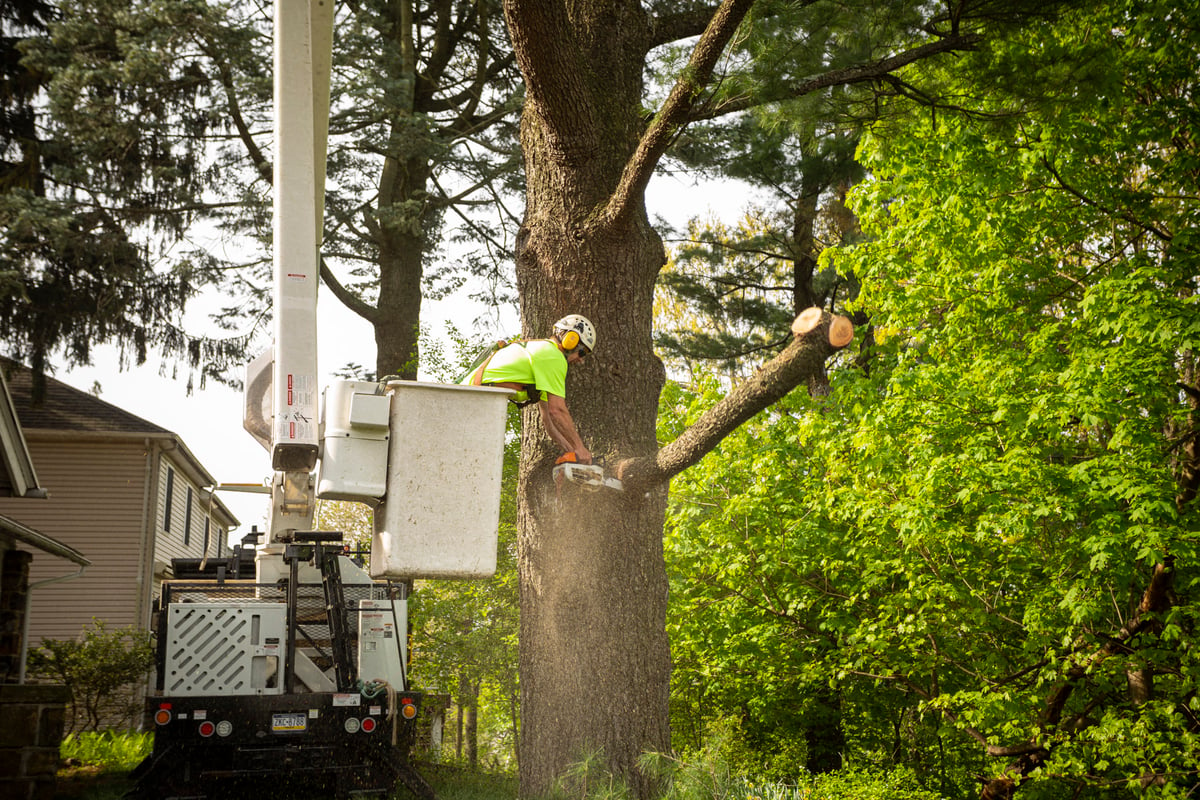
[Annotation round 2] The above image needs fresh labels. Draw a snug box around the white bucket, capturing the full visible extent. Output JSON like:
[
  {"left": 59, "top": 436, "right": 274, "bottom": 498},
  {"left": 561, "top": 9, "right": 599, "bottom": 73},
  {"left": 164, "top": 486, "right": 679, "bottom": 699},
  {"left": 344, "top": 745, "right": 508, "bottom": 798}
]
[{"left": 370, "top": 381, "right": 511, "bottom": 579}]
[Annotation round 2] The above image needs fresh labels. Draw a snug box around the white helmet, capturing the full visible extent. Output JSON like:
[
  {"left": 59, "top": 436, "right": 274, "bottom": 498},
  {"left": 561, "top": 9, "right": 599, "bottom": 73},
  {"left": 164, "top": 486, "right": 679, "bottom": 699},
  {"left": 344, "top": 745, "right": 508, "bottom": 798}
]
[{"left": 554, "top": 314, "right": 596, "bottom": 353}]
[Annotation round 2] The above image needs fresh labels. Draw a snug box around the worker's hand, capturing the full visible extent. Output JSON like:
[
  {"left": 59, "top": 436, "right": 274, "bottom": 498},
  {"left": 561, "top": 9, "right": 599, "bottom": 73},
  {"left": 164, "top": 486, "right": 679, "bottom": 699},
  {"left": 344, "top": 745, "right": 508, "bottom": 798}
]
[{"left": 554, "top": 448, "right": 593, "bottom": 465}]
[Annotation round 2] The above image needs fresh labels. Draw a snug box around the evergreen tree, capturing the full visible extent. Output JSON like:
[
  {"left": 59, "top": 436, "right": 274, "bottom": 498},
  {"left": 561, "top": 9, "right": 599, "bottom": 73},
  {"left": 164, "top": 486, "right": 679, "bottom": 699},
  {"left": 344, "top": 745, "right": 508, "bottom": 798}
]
[
  {"left": 0, "top": 0, "right": 229, "bottom": 399},
  {"left": 3, "top": 0, "right": 523, "bottom": 390}
]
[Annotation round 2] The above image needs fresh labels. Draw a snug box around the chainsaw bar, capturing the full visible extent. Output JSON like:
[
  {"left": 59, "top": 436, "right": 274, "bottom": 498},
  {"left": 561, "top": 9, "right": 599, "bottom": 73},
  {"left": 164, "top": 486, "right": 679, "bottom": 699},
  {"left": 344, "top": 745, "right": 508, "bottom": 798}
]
[{"left": 553, "top": 462, "right": 624, "bottom": 492}]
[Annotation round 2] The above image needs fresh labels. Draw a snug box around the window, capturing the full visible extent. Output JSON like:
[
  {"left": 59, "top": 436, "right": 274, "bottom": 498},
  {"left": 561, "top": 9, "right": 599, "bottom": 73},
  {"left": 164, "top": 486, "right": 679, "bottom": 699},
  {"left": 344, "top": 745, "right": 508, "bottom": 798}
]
[
  {"left": 203, "top": 518, "right": 211, "bottom": 555},
  {"left": 162, "top": 468, "right": 175, "bottom": 532},
  {"left": 184, "top": 487, "right": 194, "bottom": 547}
]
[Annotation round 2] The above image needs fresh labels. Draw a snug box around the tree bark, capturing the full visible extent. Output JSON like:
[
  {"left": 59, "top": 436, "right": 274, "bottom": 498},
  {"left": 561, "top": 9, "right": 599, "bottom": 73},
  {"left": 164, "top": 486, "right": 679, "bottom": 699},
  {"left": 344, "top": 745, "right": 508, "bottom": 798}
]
[
  {"left": 503, "top": 3, "right": 675, "bottom": 795},
  {"left": 503, "top": 2, "right": 848, "bottom": 796}
]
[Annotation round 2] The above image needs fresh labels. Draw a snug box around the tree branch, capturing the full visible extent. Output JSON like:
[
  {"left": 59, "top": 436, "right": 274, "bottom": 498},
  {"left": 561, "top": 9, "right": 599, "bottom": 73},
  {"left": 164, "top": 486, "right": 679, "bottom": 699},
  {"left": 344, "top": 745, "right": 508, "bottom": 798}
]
[
  {"left": 1040, "top": 155, "right": 1174, "bottom": 244},
  {"left": 201, "top": 40, "right": 272, "bottom": 184},
  {"left": 648, "top": 6, "right": 721, "bottom": 48},
  {"left": 688, "top": 33, "right": 983, "bottom": 123},
  {"left": 318, "top": 256, "right": 380, "bottom": 324},
  {"left": 616, "top": 308, "right": 853, "bottom": 492},
  {"left": 1043, "top": 558, "right": 1174, "bottom": 727},
  {"left": 600, "top": 0, "right": 757, "bottom": 230}
]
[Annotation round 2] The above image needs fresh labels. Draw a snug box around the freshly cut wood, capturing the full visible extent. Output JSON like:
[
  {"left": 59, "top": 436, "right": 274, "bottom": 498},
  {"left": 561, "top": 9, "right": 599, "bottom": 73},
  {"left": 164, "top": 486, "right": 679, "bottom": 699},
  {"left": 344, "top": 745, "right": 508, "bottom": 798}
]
[
  {"left": 828, "top": 315, "right": 854, "bottom": 347},
  {"left": 791, "top": 307, "right": 824, "bottom": 336}
]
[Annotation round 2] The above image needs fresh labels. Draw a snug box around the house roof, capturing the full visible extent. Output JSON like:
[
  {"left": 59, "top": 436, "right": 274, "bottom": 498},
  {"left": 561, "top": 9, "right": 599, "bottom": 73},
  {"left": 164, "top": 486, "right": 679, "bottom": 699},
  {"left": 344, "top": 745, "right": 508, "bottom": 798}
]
[
  {"left": 0, "top": 365, "right": 42, "bottom": 498},
  {"left": 1, "top": 357, "right": 171, "bottom": 435},
  {"left": 0, "top": 513, "right": 90, "bottom": 567},
  {"left": 0, "top": 358, "right": 239, "bottom": 529}
]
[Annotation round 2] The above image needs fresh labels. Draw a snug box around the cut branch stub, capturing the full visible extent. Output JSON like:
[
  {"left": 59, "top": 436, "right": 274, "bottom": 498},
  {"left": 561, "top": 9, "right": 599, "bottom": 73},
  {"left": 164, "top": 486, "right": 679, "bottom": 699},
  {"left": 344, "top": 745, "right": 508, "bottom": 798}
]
[
  {"left": 792, "top": 308, "right": 854, "bottom": 348},
  {"left": 828, "top": 315, "right": 854, "bottom": 347},
  {"left": 791, "top": 307, "right": 823, "bottom": 336}
]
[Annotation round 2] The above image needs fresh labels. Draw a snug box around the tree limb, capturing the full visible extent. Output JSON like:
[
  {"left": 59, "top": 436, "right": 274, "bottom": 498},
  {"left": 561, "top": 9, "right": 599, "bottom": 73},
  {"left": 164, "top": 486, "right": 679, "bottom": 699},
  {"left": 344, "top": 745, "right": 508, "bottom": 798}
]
[
  {"left": 318, "top": 256, "right": 380, "bottom": 324},
  {"left": 1041, "top": 155, "right": 1174, "bottom": 244},
  {"left": 201, "top": 40, "right": 272, "bottom": 185},
  {"left": 600, "top": 0, "right": 757, "bottom": 231},
  {"left": 648, "top": 6, "right": 721, "bottom": 48},
  {"left": 688, "top": 33, "right": 983, "bottom": 123},
  {"left": 616, "top": 308, "right": 852, "bottom": 492}
]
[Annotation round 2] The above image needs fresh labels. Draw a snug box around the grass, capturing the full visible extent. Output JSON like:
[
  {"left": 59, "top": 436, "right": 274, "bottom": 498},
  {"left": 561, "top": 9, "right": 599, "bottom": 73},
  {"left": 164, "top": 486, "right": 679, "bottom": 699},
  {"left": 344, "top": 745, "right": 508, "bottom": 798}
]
[
  {"left": 52, "top": 737, "right": 517, "bottom": 800},
  {"left": 55, "top": 731, "right": 150, "bottom": 799},
  {"left": 59, "top": 731, "right": 153, "bottom": 774},
  {"left": 422, "top": 764, "right": 519, "bottom": 799},
  {"left": 51, "top": 739, "right": 942, "bottom": 800}
]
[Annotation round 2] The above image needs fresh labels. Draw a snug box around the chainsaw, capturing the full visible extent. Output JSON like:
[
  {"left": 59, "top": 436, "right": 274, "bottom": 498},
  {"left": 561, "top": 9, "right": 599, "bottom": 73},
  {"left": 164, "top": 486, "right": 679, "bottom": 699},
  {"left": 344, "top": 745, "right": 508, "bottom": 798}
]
[{"left": 552, "top": 453, "right": 624, "bottom": 492}]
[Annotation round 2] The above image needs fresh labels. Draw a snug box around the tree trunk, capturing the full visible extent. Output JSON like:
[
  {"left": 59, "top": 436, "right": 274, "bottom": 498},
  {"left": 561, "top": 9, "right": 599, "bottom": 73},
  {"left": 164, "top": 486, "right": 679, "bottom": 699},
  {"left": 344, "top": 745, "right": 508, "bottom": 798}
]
[
  {"left": 373, "top": 151, "right": 430, "bottom": 380},
  {"left": 502, "top": 1, "right": 845, "bottom": 796},
  {"left": 466, "top": 694, "right": 480, "bottom": 768},
  {"left": 803, "top": 685, "right": 844, "bottom": 774},
  {"left": 512, "top": 140, "right": 672, "bottom": 797},
  {"left": 504, "top": 3, "right": 670, "bottom": 795}
]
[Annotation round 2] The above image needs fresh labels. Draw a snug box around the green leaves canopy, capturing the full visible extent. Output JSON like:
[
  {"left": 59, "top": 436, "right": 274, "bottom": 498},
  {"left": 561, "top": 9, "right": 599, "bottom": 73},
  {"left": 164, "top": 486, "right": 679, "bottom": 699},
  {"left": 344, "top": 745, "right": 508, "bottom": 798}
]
[{"left": 664, "top": 0, "right": 1200, "bottom": 793}]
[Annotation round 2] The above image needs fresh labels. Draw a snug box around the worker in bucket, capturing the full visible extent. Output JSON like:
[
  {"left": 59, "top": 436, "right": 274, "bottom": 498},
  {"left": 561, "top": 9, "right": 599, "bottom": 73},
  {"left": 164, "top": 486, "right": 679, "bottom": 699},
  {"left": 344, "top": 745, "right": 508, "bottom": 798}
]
[{"left": 463, "top": 314, "right": 595, "bottom": 465}]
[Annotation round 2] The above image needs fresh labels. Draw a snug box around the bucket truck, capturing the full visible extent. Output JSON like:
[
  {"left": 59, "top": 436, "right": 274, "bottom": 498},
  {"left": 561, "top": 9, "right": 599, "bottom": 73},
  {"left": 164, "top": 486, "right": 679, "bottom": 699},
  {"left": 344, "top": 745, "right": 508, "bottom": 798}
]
[{"left": 125, "top": 3, "right": 510, "bottom": 797}]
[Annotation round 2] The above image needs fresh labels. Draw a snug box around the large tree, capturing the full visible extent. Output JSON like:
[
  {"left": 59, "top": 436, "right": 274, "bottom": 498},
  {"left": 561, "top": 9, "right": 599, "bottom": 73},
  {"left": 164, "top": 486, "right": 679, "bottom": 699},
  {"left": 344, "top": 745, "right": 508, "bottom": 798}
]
[
  {"left": 1, "top": 0, "right": 228, "bottom": 398},
  {"left": 499, "top": 0, "right": 1030, "bottom": 794}
]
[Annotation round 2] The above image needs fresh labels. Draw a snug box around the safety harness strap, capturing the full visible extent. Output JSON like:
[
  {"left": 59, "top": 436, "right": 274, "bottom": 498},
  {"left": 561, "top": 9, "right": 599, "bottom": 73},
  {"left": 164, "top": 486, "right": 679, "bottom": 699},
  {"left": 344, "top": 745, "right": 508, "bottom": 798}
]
[{"left": 471, "top": 341, "right": 541, "bottom": 408}]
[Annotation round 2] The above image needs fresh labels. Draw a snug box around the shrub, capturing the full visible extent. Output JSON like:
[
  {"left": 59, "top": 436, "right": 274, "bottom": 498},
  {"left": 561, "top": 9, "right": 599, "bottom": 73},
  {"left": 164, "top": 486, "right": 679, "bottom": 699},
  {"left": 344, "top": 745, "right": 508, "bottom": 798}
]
[
  {"left": 802, "top": 767, "right": 945, "bottom": 800},
  {"left": 27, "top": 619, "right": 154, "bottom": 733}
]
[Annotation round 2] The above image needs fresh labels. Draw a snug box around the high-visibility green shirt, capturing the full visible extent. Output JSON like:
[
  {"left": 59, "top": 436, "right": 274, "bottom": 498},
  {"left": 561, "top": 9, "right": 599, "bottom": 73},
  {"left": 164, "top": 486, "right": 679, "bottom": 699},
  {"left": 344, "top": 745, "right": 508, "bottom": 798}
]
[{"left": 468, "top": 339, "right": 567, "bottom": 403}]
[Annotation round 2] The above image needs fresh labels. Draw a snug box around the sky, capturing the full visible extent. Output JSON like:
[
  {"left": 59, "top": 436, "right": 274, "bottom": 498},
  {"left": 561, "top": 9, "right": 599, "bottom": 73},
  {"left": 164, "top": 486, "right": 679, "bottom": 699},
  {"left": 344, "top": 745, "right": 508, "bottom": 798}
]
[{"left": 51, "top": 173, "right": 758, "bottom": 546}]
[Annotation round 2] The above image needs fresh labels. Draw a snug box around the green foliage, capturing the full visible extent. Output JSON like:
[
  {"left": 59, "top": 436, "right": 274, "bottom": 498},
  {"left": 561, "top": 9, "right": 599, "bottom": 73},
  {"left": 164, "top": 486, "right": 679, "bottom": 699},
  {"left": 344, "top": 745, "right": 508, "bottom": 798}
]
[
  {"left": 60, "top": 731, "right": 153, "bottom": 773},
  {"left": 663, "top": 0, "right": 1200, "bottom": 796},
  {"left": 1, "top": 0, "right": 247, "bottom": 393},
  {"left": 801, "top": 768, "right": 945, "bottom": 800},
  {"left": 544, "top": 744, "right": 946, "bottom": 800},
  {"left": 28, "top": 620, "right": 154, "bottom": 734}
]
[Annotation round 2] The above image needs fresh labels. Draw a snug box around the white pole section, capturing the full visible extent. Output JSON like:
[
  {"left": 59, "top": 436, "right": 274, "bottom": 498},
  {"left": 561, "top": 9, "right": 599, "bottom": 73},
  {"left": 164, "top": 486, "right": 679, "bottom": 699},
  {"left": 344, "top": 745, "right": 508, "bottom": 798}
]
[
  {"left": 311, "top": 0, "right": 334, "bottom": 244},
  {"left": 271, "top": 0, "right": 330, "bottom": 473}
]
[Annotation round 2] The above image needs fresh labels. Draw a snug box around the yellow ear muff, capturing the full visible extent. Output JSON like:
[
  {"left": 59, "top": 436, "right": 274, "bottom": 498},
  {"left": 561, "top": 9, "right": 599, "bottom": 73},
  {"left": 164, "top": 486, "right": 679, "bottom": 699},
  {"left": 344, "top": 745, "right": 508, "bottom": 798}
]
[{"left": 561, "top": 330, "right": 580, "bottom": 350}]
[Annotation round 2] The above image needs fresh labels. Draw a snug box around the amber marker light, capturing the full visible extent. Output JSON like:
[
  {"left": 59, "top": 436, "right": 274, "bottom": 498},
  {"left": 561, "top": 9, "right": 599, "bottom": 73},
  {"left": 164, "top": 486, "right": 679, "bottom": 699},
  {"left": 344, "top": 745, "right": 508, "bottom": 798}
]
[{"left": 154, "top": 709, "right": 172, "bottom": 726}]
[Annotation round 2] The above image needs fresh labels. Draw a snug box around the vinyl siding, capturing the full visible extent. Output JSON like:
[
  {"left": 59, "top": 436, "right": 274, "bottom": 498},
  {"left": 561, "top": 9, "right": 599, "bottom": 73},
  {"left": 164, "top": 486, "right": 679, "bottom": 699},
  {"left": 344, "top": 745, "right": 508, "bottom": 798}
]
[
  {"left": 0, "top": 439, "right": 150, "bottom": 642},
  {"left": 154, "top": 458, "right": 226, "bottom": 563}
]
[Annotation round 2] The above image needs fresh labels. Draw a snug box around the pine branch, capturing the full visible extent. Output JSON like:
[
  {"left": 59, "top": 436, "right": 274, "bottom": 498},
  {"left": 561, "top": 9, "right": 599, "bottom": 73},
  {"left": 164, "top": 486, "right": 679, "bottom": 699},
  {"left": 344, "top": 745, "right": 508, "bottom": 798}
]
[
  {"left": 688, "top": 33, "right": 983, "bottom": 123},
  {"left": 201, "top": 40, "right": 272, "bottom": 185},
  {"left": 318, "top": 256, "right": 380, "bottom": 324}
]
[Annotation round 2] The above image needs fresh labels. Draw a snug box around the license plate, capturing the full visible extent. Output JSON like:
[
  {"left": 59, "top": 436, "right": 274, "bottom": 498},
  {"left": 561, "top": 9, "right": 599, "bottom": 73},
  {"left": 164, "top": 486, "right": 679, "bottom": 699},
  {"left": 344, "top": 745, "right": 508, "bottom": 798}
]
[{"left": 272, "top": 712, "right": 307, "bottom": 732}]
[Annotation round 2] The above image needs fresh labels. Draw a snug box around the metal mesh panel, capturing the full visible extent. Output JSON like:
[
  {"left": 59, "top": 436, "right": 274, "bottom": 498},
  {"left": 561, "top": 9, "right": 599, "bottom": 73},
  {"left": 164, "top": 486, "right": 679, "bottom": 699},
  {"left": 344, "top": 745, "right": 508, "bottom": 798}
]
[
  {"left": 163, "top": 603, "right": 287, "bottom": 695},
  {"left": 160, "top": 583, "right": 393, "bottom": 687}
]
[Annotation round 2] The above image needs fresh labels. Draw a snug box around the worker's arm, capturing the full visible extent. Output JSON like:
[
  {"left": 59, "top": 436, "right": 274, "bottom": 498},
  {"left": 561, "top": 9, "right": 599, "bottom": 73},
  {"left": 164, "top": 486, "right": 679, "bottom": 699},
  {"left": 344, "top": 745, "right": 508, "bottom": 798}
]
[{"left": 539, "top": 394, "right": 592, "bottom": 464}]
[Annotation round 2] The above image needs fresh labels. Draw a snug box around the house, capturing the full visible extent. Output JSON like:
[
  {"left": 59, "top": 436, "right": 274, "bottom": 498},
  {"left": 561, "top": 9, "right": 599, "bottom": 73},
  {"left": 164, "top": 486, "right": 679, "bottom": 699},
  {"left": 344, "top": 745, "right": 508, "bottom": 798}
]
[
  {"left": 0, "top": 359, "right": 239, "bottom": 647},
  {"left": 0, "top": 361, "right": 88, "bottom": 799}
]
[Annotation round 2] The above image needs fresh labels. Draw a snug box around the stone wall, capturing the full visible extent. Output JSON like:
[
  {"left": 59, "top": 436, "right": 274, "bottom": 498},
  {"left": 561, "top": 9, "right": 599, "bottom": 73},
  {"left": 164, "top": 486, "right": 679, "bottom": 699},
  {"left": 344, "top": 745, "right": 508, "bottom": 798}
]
[{"left": 0, "top": 683, "right": 70, "bottom": 800}]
